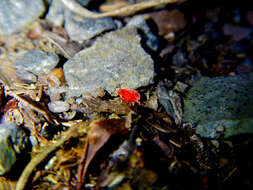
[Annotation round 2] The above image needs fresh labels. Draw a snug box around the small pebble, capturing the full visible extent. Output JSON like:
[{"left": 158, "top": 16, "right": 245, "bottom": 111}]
[
  {"left": 0, "top": 0, "right": 45, "bottom": 35},
  {"left": 65, "top": 11, "right": 118, "bottom": 42},
  {"left": 48, "top": 100, "right": 70, "bottom": 113},
  {"left": 13, "top": 50, "right": 59, "bottom": 75},
  {"left": 0, "top": 122, "right": 29, "bottom": 175}
]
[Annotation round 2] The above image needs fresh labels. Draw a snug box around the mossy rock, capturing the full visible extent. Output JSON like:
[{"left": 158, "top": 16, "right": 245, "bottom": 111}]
[{"left": 183, "top": 72, "right": 253, "bottom": 138}]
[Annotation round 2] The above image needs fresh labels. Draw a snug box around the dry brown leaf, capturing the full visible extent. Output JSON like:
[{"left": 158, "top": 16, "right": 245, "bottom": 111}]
[
  {"left": 150, "top": 9, "right": 187, "bottom": 36},
  {"left": 77, "top": 118, "right": 128, "bottom": 189}
]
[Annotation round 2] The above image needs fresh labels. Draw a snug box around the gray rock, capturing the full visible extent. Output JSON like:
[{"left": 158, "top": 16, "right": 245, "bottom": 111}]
[
  {"left": 64, "top": 27, "right": 154, "bottom": 97},
  {"left": 46, "top": 0, "right": 65, "bottom": 26},
  {"left": 0, "top": 122, "right": 29, "bottom": 175},
  {"left": 183, "top": 72, "right": 253, "bottom": 138},
  {"left": 0, "top": 0, "right": 45, "bottom": 35},
  {"left": 127, "top": 16, "right": 159, "bottom": 51},
  {"left": 13, "top": 50, "right": 59, "bottom": 75},
  {"left": 46, "top": 0, "right": 110, "bottom": 29},
  {"left": 64, "top": 11, "right": 118, "bottom": 42}
]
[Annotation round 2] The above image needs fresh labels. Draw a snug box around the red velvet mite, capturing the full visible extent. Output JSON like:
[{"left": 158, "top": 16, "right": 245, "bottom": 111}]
[{"left": 115, "top": 88, "right": 141, "bottom": 105}]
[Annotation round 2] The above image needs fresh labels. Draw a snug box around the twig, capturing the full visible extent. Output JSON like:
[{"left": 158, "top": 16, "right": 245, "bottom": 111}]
[
  {"left": 15, "top": 124, "right": 82, "bottom": 190},
  {"left": 61, "top": 0, "right": 180, "bottom": 18},
  {"left": 44, "top": 30, "right": 82, "bottom": 59},
  {"left": 0, "top": 66, "right": 58, "bottom": 124},
  {"left": 8, "top": 92, "right": 58, "bottom": 125}
]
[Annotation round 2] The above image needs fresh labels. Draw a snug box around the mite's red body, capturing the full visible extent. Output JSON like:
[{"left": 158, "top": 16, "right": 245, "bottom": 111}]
[{"left": 115, "top": 88, "right": 141, "bottom": 104}]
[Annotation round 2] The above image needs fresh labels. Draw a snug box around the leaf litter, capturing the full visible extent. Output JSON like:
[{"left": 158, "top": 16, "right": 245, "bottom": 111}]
[{"left": 0, "top": 1, "right": 253, "bottom": 190}]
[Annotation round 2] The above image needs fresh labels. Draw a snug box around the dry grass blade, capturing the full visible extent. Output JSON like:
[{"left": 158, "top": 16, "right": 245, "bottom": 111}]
[
  {"left": 44, "top": 30, "right": 82, "bottom": 59},
  {"left": 0, "top": 63, "right": 58, "bottom": 124},
  {"left": 15, "top": 123, "right": 84, "bottom": 190},
  {"left": 61, "top": 0, "right": 180, "bottom": 18},
  {"left": 77, "top": 119, "right": 128, "bottom": 189}
]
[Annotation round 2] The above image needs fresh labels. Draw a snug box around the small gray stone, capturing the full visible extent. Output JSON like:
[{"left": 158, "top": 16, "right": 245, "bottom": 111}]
[
  {"left": 127, "top": 16, "right": 159, "bottom": 51},
  {"left": 46, "top": 0, "right": 65, "bottom": 26},
  {"left": 76, "top": 0, "right": 93, "bottom": 7},
  {"left": 0, "top": 122, "right": 29, "bottom": 175},
  {"left": 46, "top": 0, "right": 105, "bottom": 28},
  {"left": 48, "top": 100, "right": 70, "bottom": 113},
  {"left": 13, "top": 50, "right": 59, "bottom": 75},
  {"left": 15, "top": 69, "right": 37, "bottom": 84},
  {"left": 64, "top": 27, "right": 154, "bottom": 97},
  {"left": 64, "top": 11, "right": 118, "bottom": 42},
  {"left": 183, "top": 72, "right": 253, "bottom": 138},
  {"left": 0, "top": 0, "right": 45, "bottom": 35}
]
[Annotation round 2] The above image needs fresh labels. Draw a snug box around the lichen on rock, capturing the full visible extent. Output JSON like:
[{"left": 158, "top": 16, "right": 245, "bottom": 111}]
[{"left": 183, "top": 72, "right": 253, "bottom": 138}]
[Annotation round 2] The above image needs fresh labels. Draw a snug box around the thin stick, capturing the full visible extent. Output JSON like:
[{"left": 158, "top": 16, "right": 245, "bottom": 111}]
[
  {"left": 61, "top": 0, "right": 180, "bottom": 18},
  {"left": 9, "top": 92, "right": 58, "bottom": 125},
  {"left": 0, "top": 67, "right": 58, "bottom": 125}
]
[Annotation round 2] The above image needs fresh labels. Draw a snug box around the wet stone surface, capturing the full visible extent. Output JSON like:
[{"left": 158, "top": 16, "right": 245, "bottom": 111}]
[
  {"left": 64, "top": 27, "right": 154, "bottom": 97},
  {"left": 64, "top": 11, "right": 118, "bottom": 42},
  {"left": 0, "top": 122, "right": 29, "bottom": 175},
  {"left": 0, "top": 0, "right": 45, "bottom": 35},
  {"left": 183, "top": 72, "right": 253, "bottom": 138},
  {"left": 13, "top": 50, "right": 59, "bottom": 75}
]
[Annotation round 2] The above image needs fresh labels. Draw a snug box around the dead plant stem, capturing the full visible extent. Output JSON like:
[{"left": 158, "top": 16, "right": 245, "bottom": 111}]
[
  {"left": 61, "top": 0, "right": 180, "bottom": 18},
  {"left": 16, "top": 125, "right": 80, "bottom": 190}
]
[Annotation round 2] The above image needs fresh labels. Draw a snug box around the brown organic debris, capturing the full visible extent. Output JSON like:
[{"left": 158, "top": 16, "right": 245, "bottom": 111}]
[
  {"left": 44, "top": 30, "right": 83, "bottom": 59},
  {"left": 0, "top": 63, "right": 58, "bottom": 124},
  {"left": 150, "top": 9, "right": 187, "bottom": 36},
  {"left": 77, "top": 118, "right": 129, "bottom": 189},
  {"left": 0, "top": 2, "right": 252, "bottom": 190},
  {"left": 0, "top": 177, "right": 17, "bottom": 190},
  {"left": 80, "top": 97, "right": 132, "bottom": 115},
  {"left": 16, "top": 122, "right": 84, "bottom": 190}
]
